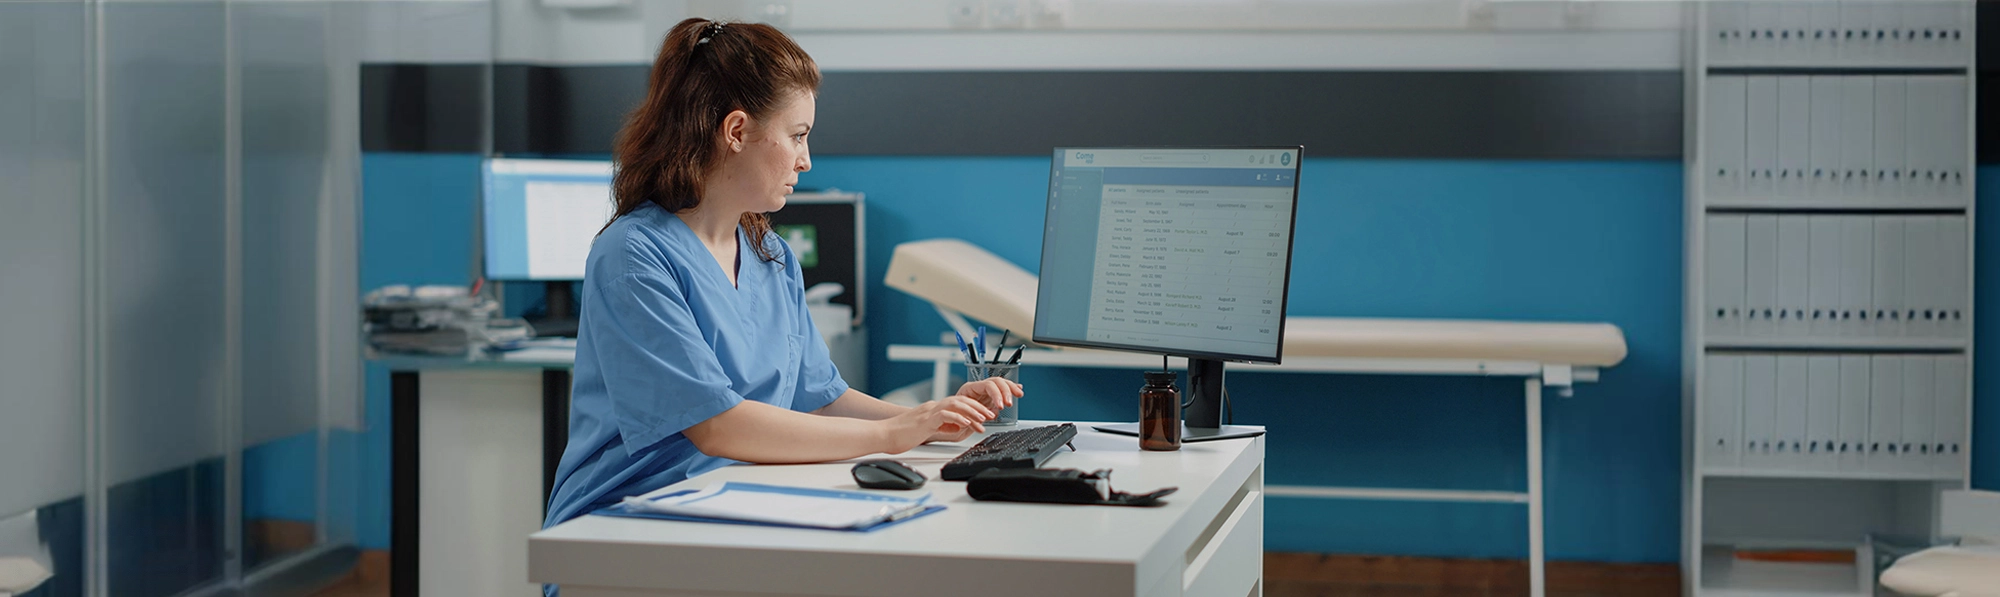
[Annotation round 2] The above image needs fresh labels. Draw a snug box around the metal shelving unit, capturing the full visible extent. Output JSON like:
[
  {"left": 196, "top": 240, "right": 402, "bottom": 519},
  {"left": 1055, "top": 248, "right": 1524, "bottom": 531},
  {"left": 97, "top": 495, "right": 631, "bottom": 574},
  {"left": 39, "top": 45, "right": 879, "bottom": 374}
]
[{"left": 1682, "top": 2, "right": 1976, "bottom": 596}]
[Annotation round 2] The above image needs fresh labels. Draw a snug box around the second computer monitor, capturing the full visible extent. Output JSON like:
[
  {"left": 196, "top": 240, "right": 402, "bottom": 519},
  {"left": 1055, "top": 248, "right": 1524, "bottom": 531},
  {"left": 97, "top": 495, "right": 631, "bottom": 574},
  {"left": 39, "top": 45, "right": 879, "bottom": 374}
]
[{"left": 1033, "top": 147, "right": 1302, "bottom": 364}]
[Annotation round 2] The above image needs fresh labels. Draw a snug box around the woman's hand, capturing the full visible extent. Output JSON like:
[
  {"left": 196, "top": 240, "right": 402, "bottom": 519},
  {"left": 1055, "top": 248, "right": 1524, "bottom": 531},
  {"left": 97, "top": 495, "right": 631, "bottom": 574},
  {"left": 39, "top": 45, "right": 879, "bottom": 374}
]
[
  {"left": 956, "top": 377, "right": 1023, "bottom": 413},
  {"left": 882, "top": 395, "right": 994, "bottom": 452}
]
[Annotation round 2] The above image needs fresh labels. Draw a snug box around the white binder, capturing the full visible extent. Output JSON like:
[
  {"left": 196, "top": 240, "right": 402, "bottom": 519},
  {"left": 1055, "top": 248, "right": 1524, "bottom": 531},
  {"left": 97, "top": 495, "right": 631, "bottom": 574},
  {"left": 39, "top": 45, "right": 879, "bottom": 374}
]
[
  {"left": 1742, "top": 355, "right": 1779, "bottom": 469},
  {"left": 1776, "top": 2, "right": 1812, "bottom": 64},
  {"left": 1746, "top": 216, "right": 1781, "bottom": 337},
  {"left": 1808, "top": 77, "right": 1844, "bottom": 198},
  {"left": 1868, "top": 355, "right": 1903, "bottom": 473},
  {"left": 1839, "top": 218, "right": 1874, "bottom": 337},
  {"left": 1900, "top": 356, "right": 1934, "bottom": 474},
  {"left": 1838, "top": 355, "right": 1871, "bottom": 472},
  {"left": 1774, "top": 356, "right": 1810, "bottom": 470},
  {"left": 1777, "top": 216, "right": 1811, "bottom": 337},
  {"left": 1872, "top": 77, "right": 1905, "bottom": 199},
  {"left": 1872, "top": 217, "right": 1905, "bottom": 338},
  {"left": 1706, "top": 215, "right": 1748, "bottom": 337},
  {"left": 1745, "top": 2, "right": 1783, "bottom": 64},
  {"left": 1805, "top": 356, "right": 1841, "bottom": 472},
  {"left": 1705, "top": 77, "right": 1749, "bottom": 198},
  {"left": 1933, "top": 355, "right": 1967, "bottom": 475},
  {"left": 1901, "top": 216, "right": 1937, "bottom": 338},
  {"left": 1936, "top": 76, "right": 1968, "bottom": 203},
  {"left": 1839, "top": 2, "right": 1876, "bottom": 64},
  {"left": 1807, "top": 2, "right": 1841, "bottom": 64},
  {"left": 1777, "top": 77, "right": 1813, "bottom": 200},
  {"left": 1807, "top": 216, "right": 1843, "bottom": 337},
  {"left": 1904, "top": 77, "right": 1943, "bottom": 201},
  {"left": 1839, "top": 77, "right": 1874, "bottom": 199},
  {"left": 1746, "top": 77, "right": 1781, "bottom": 198},
  {"left": 1704, "top": 354, "right": 1744, "bottom": 468},
  {"left": 1870, "top": 2, "right": 1907, "bottom": 64},
  {"left": 1708, "top": 2, "right": 1745, "bottom": 63},
  {"left": 1938, "top": 216, "right": 1968, "bottom": 338}
]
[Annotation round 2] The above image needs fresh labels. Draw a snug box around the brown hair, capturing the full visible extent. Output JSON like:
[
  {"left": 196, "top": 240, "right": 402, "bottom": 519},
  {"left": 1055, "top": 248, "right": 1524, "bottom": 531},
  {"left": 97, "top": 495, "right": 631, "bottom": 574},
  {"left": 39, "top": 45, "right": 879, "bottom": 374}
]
[{"left": 608, "top": 18, "right": 820, "bottom": 263}]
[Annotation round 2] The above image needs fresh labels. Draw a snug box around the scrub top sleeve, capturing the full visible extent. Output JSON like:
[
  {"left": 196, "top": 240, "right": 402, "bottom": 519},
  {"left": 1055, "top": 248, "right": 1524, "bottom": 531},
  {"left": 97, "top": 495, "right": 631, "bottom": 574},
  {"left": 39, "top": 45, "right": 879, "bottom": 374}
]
[
  {"left": 782, "top": 244, "right": 849, "bottom": 413},
  {"left": 593, "top": 271, "right": 746, "bottom": 455}
]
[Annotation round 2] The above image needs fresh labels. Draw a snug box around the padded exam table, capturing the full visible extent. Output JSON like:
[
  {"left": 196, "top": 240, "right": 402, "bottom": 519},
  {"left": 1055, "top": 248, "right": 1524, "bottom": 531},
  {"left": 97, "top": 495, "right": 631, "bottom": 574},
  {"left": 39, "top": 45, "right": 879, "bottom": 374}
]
[{"left": 883, "top": 239, "right": 1628, "bottom": 597}]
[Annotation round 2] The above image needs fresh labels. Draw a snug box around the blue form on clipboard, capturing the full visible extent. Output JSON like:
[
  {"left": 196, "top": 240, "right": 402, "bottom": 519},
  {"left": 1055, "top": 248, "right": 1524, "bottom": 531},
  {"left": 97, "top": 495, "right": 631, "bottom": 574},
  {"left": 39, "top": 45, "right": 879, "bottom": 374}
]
[{"left": 593, "top": 482, "right": 946, "bottom": 532}]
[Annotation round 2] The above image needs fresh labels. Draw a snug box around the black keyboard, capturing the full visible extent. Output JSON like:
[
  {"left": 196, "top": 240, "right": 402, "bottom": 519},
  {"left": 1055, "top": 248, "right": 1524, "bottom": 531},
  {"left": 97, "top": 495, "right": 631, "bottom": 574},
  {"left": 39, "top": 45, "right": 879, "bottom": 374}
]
[{"left": 940, "top": 423, "right": 1078, "bottom": 481}]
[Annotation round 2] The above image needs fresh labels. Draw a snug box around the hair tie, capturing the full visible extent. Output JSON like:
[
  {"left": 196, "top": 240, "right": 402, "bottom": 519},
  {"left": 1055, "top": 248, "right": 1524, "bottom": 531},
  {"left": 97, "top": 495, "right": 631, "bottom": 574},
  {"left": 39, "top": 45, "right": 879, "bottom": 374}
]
[{"left": 696, "top": 22, "right": 723, "bottom": 45}]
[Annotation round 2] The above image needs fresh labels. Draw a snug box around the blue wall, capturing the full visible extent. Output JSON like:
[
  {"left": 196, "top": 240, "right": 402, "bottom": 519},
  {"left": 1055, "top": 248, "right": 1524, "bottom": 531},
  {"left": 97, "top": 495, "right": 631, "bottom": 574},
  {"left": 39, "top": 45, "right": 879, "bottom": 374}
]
[{"left": 352, "top": 153, "right": 1998, "bottom": 560}]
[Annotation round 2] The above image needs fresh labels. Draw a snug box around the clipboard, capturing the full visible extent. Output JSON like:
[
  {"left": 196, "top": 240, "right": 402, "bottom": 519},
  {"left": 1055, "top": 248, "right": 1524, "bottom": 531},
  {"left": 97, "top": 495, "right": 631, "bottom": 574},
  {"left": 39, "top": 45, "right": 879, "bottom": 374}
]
[{"left": 592, "top": 482, "right": 946, "bottom": 532}]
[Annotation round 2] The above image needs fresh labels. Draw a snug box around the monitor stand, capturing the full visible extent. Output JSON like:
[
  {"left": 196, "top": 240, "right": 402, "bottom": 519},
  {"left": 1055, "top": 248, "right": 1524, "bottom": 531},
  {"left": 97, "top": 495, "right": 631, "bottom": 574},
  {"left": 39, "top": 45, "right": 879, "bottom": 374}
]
[
  {"left": 526, "top": 281, "right": 580, "bottom": 338},
  {"left": 1094, "top": 357, "right": 1265, "bottom": 442}
]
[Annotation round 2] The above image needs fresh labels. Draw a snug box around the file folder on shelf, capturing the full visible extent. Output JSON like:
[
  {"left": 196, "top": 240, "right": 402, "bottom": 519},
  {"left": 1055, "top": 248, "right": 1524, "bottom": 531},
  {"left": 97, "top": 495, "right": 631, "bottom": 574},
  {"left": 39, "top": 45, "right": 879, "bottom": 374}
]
[
  {"left": 1939, "top": 217, "right": 1968, "bottom": 338},
  {"left": 1774, "top": 356, "right": 1810, "bottom": 470},
  {"left": 1746, "top": 77, "right": 1781, "bottom": 198},
  {"left": 1871, "top": 218, "right": 1905, "bottom": 338},
  {"left": 1705, "top": 355, "right": 1744, "bottom": 468},
  {"left": 1706, "top": 216, "right": 1747, "bottom": 337},
  {"left": 1900, "top": 356, "right": 1935, "bottom": 474},
  {"left": 1838, "top": 355, "right": 1871, "bottom": 472},
  {"left": 1745, "top": 216, "right": 1780, "bottom": 338},
  {"left": 1873, "top": 77, "right": 1906, "bottom": 200},
  {"left": 1808, "top": 77, "right": 1844, "bottom": 199},
  {"left": 1742, "top": 355, "right": 1779, "bottom": 469},
  {"left": 1868, "top": 356, "right": 1904, "bottom": 473},
  {"left": 1807, "top": 216, "right": 1842, "bottom": 338},
  {"left": 1901, "top": 217, "right": 1938, "bottom": 339},
  {"left": 1776, "top": 217, "right": 1811, "bottom": 337},
  {"left": 1838, "top": 77, "right": 1874, "bottom": 200},
  {"left": 1706, "top": 77, "right": 1748, "bottom": 199},
  {"left": 1933, "top": 355, "right": 1967, "bottom": 475},
  {"left": 1777, "top": 77, "right": 1813, "bottom": 200},
  {"left": 1838, "top": 218, "right": 1873, "bottom": 338},
  {"left": 1805, "top": 356, "right": 1841, "bottom": 472}
]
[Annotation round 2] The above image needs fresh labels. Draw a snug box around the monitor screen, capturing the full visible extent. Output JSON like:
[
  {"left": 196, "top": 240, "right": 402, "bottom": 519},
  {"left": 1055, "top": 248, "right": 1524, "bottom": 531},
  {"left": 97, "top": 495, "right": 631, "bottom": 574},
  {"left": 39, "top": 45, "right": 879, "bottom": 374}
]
[
  {"left": 482, "top": 158, "right": 617, "bottom": 280},
  {"left": 1032, "top": 147, "right": 1301, "bottom": 364}
]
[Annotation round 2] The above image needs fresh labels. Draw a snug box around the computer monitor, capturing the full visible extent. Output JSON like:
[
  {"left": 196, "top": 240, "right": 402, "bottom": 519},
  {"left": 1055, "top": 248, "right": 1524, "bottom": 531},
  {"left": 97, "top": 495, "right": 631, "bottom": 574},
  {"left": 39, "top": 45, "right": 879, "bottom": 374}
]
[
  {"left": 1032, "top": 146, "right": 1302, "bottom": 441},
  {"left": 482, "top": 158, "right": 617, "bottom": 336}
]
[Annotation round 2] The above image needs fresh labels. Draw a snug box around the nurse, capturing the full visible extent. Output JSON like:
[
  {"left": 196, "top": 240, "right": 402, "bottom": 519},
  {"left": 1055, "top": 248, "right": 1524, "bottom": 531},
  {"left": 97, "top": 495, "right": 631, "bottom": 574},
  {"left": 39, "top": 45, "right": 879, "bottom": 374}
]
[{"left": 542, "top": 18, "right": 1021, "bottom": 544}]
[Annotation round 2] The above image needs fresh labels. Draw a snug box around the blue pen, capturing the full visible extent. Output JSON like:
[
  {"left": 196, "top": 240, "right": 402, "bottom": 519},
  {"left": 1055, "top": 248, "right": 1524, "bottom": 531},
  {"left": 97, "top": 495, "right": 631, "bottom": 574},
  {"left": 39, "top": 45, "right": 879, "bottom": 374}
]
[
  {"left": 954, "top": 330, "right": 971, "bottom": 361},
  {"left": 976, "top": 326, "right": 987, "bottom": 362}
]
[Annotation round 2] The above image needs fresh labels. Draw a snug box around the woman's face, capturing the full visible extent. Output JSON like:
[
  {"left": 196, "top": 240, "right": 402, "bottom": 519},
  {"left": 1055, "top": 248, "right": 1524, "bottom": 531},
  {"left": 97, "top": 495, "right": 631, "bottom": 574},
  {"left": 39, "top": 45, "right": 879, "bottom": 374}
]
[{"left": 714, "top": 90, "right": 815, "bottom": 214}]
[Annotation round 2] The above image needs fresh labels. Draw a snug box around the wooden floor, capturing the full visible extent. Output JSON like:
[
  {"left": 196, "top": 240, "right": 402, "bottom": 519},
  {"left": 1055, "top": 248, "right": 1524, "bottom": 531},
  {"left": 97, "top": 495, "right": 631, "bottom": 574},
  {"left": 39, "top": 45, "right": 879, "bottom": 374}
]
[{"left": 309, "top": 552, "right": 1677, "bottom": 597}]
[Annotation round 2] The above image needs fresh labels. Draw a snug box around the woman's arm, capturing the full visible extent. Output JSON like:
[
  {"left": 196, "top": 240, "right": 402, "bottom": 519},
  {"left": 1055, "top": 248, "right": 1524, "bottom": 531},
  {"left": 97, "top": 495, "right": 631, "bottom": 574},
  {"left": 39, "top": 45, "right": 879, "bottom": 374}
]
[
  {"left": 811, "top": 389, "right": 908, "bottom": 420},
  {"left": 683, "top": 394, "right": 997, "bottom": 463}
]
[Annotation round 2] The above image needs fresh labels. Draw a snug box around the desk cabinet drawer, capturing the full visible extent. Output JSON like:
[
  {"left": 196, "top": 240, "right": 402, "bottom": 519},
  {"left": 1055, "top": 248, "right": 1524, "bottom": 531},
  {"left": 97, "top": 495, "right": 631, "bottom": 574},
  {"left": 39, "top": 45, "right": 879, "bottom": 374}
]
[{"left": 1183, "top": 490, "right": 1263, "bottom": 597}]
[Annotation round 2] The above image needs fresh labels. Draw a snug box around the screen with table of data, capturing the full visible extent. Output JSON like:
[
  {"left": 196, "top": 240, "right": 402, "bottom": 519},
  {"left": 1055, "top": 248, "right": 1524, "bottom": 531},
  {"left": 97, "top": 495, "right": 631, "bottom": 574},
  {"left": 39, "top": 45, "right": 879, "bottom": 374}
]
[{"left": 1033, "top": 147, "right": 1301, "bottom": 363}]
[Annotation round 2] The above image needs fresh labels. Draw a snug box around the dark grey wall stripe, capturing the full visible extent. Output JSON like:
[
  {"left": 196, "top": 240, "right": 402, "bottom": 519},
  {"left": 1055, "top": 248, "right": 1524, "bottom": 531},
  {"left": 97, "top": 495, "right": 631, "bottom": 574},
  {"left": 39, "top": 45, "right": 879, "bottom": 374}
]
[
  {"left": 359, "top": 64, "right": 485, "bottom": 153},
  {"left": 365, "top": 64, "right": 1685, "bottom": 159},
  {"left": 817, "top": 71, "right": 1683, "bottom": 159},
  {"left": 492, "top": 65, "right": 647, "bottom": 156}
]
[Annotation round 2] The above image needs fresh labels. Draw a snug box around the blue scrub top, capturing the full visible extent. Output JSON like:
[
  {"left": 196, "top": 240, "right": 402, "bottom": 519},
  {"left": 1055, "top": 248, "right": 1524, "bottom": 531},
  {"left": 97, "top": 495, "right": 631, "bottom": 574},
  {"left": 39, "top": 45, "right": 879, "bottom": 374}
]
[{"left": 542, "top": 203, "right": 849, "bottom": 533}]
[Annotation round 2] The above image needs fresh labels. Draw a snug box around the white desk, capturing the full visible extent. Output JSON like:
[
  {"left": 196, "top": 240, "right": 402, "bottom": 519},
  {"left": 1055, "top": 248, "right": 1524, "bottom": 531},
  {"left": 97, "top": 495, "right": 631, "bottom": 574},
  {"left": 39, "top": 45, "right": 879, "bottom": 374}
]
[
  {"left": 889, "top": 341, "right": 1610, "bottom": 597},
  {"left": 529, "top": 422, "right": 1266, "bottom": 597}
]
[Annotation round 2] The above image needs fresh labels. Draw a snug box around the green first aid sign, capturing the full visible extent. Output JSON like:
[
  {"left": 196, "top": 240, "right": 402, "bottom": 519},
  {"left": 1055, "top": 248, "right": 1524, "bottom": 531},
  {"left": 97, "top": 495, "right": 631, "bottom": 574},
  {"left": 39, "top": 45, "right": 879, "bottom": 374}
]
[{"left": 776, "top": 224, "right": 817, "bottom": 268}]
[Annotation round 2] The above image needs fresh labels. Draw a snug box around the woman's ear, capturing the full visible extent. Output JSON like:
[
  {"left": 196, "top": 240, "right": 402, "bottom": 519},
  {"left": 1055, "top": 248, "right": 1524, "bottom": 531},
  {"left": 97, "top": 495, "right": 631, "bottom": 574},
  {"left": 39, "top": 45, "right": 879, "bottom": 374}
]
[{"left": 718, "top": 109, "right": 751, "bottom": 153}]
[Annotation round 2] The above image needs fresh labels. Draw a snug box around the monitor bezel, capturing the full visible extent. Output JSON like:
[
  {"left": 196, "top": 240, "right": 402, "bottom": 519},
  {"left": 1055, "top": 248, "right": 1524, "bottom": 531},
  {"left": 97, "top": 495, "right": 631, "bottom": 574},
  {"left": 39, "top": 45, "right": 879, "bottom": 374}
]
[{"left": 1030, "top": 145, "right": 1304, "bottom": 365}]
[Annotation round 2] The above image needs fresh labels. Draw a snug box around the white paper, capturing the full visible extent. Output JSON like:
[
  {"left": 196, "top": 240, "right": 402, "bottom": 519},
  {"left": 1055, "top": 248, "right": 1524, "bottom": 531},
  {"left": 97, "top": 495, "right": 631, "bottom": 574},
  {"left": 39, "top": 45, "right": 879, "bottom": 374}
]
[{"left": 623, "top": 483, "right": 933, "bottom": 529}]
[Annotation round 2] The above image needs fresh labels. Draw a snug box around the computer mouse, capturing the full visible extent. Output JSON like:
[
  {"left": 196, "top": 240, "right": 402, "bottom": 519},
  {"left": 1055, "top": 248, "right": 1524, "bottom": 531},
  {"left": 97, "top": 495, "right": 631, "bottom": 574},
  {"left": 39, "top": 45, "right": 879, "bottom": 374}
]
[{"left": 851, "top": 459, "right": 926, "bottom": 490}]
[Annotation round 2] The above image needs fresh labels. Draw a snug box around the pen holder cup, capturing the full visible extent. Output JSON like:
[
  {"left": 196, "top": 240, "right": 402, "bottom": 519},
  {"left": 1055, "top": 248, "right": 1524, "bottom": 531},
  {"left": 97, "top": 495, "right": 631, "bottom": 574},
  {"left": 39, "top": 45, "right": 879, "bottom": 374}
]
[{"left": 964, "top": 362, "right": 1021, "bottom": 426}]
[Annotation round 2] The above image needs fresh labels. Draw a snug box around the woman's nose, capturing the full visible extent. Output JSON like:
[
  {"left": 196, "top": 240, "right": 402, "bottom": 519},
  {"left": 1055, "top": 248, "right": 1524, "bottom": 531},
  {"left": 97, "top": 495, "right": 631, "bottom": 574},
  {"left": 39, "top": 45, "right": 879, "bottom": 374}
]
[{"left": 797, "top": 152, "right": 811, "bottom": 173}]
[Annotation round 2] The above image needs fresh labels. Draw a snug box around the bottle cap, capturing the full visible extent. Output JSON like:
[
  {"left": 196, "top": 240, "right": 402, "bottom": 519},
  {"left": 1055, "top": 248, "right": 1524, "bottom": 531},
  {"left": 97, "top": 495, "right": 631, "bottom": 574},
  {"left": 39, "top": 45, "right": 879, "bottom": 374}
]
[{"left": 1143, "top": 371, "right": 1177, "bottom": 385}]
